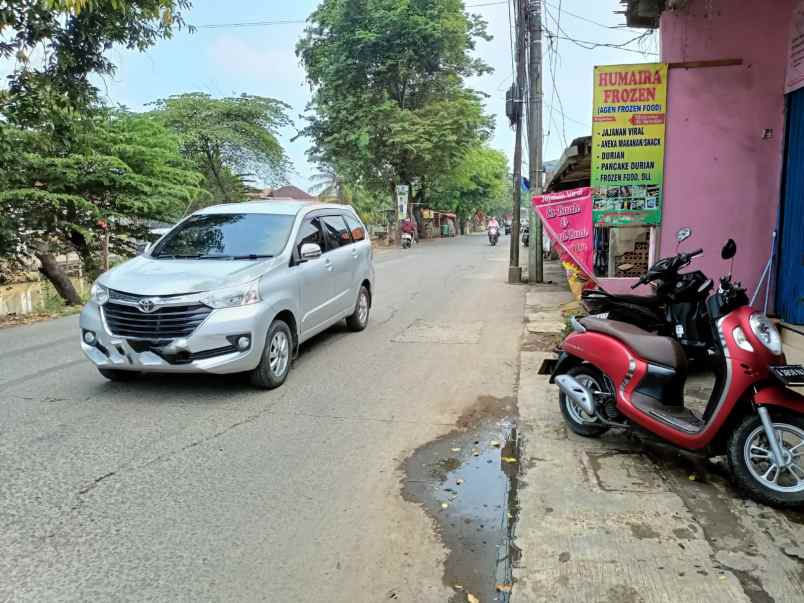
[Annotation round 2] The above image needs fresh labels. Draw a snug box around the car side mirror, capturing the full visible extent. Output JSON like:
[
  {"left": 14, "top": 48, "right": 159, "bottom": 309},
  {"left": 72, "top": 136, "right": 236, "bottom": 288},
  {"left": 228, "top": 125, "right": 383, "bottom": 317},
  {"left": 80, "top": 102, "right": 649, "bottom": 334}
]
[
  {"left": 300, "top": 243, "right": 322, "bottom": 262},
  {"left": 139, "top": 242, "right": 153, "bottom": 255},
  {"left": 721, "top": 239, "right": 737, "bottom": 260}
]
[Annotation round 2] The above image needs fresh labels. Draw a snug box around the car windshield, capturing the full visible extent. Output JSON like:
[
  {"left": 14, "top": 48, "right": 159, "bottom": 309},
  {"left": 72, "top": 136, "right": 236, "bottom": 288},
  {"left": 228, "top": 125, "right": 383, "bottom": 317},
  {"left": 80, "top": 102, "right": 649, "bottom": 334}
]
[{"left": 152, "top": 213, "right": 294, "bottom": 259}]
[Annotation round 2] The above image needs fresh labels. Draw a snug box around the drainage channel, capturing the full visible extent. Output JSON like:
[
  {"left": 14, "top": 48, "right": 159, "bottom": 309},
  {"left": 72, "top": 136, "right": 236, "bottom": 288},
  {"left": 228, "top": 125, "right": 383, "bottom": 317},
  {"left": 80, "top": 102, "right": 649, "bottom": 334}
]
[{"left": 402, "top": 396, "right": 520, "bottom": 603}]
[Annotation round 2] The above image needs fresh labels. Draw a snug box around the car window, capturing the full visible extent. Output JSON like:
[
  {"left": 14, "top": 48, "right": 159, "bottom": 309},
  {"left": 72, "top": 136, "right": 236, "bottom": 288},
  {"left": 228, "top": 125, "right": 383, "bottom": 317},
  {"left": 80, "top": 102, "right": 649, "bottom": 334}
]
[
  {"left": 152, "top": 213, "right": 294, "bottom": 259},
  {"left": 296, "top": 216, "right": 324, "bottom": 256},
  {"left": 322, "top": 215, "right": 352, "bottom": 250},
  {"left": 344, "top": 214, "right": 366, "bottom": 242}
]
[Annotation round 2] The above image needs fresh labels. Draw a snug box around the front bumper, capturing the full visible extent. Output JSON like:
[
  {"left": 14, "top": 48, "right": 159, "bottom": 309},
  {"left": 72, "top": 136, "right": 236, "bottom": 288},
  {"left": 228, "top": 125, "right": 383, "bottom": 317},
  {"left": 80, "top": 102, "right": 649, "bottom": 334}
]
[{"left": 79, "top": 302, "right": 269, "bottom": 374}]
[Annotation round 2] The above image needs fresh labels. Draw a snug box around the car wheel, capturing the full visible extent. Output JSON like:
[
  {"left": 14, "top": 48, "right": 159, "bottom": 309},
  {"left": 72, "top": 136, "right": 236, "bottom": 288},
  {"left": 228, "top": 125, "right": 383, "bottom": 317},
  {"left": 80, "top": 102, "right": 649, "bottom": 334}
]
[
  {"left": 98, "top": 368, "right": 139, "bottom": 382},
  {"left": 346, "top": 286, "right": 370, "bottom": 332},
  {"left": 250, "top": 319, "right": 293, "bottom": 390}
]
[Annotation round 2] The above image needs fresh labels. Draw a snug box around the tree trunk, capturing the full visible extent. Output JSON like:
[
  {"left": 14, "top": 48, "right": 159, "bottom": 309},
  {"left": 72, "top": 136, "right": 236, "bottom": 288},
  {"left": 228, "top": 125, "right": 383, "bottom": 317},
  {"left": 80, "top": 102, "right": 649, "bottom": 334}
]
[
  {"left": 204, "top": 141, "right": 231, "bottom": 203},
  {"left": 36, "top": 252, "right": 82, "bottom": 306}
]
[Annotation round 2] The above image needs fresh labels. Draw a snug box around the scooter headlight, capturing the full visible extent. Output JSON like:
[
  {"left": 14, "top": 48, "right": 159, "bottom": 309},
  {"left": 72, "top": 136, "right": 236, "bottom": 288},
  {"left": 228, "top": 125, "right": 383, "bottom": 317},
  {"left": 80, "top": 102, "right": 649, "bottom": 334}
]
[{"left": 749, "top": 313, "right": 782, "bottom": 356}]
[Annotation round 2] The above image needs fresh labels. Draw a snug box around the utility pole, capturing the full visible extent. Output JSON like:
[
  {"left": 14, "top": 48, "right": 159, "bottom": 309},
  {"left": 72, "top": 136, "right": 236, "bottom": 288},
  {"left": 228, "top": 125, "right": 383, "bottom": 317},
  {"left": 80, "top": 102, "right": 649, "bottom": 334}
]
[
  {"left": 527, "top": 0, "right": 544, "bottom": 283},
  {"left": 508, "top": 0, "right": 527, "bottom": 284}
]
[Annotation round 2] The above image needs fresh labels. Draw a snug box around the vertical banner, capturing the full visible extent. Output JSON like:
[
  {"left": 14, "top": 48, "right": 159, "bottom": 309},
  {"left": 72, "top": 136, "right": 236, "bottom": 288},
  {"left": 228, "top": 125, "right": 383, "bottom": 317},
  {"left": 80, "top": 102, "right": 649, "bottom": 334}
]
[
  {"left": 591, "top": 63, "right": 668, "bottom": 226},
  {"left": 786, "top": 0, "right": 804, "bottom": 93},
  {"left": 532, "top": 187, "right": 595, "bottom": 279},
  {"left": 396, "top": 184, "right": 409, "bottom": 219}
]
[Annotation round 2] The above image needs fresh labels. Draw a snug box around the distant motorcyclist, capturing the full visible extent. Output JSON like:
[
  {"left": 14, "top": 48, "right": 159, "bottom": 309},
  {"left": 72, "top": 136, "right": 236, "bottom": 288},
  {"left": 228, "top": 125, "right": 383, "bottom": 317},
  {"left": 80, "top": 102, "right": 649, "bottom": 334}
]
[{"left": 487, "top": 216, "right": 500, "bottom": 231}]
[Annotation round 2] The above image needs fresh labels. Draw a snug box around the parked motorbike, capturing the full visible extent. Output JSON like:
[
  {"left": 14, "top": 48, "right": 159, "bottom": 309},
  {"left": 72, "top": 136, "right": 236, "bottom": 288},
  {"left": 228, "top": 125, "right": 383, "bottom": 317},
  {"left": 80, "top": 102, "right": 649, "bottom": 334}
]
[
  {"left": 488, "top": 226, "right": 499, "bottom": 246},
  {"left": 552, "top": 239, "right": 804, "bottom": 507},
  {"left": 401, "top": 232, "right": 414, "bottom": 249},
  {"left": 521, "top": 224, "right": 529, "bottom": 247},
  {"left": 581, "top": 228, "right": 714, "bottom": 360}
]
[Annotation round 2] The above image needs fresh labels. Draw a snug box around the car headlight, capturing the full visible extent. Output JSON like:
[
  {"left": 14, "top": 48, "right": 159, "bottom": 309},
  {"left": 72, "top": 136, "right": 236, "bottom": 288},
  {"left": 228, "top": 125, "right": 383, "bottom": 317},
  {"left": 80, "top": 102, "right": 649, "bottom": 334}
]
[
  {"left": 202, "top": 280, "right": 261, "bottom": 309},
  {"left": 749, "top": 313, "right": 782, "bottom": 356},
  {"left": 90, "top": 282, "right": 109, "bottom": 305}
]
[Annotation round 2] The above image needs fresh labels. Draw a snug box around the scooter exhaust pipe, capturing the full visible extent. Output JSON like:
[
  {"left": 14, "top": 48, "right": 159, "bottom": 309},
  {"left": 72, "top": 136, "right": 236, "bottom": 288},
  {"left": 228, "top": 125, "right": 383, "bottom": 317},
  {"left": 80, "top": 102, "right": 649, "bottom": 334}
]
[{"left": 555, "top": 374, "right": 596, "bottom": 416}]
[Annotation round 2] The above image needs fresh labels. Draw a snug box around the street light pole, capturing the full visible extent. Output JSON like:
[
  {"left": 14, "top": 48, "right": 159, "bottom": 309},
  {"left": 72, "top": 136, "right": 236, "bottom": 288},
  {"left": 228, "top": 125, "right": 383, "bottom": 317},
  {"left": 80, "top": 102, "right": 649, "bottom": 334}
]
[
  {"left": 508, "top": 0, "right": 527, "bottom": 284},
  {"left": 527, "top": 0, "right": 544, "bottom": 283}
]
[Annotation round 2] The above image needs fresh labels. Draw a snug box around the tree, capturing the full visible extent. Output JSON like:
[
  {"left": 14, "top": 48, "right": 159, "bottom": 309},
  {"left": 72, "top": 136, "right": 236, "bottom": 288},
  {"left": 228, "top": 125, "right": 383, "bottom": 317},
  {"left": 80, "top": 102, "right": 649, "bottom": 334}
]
[
  {"left": 1, "top": 0, "right": 192, "bottom": 126},
  {"left": 297, "top": 0, "right": 493, "bottom": 222},
  {"left": 0, "top": 111, "right": 209, "bottom": 304},
  {"left": 430, "top": 145, "right": 509, "bottom": 234},
  {"left": 148, "top": 93, "right": 292, "bottom": 203}
]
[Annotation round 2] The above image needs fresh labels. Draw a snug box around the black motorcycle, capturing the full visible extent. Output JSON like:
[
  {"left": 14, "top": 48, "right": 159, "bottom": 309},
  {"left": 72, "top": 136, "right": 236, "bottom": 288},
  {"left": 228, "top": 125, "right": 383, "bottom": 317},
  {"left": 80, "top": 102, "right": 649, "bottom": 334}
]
[
  {"left": 581, "top": 228, "right": 715, "bottom": 359},
  {"left": 521, "top": 224, "right": 530, "bottom": 247}
]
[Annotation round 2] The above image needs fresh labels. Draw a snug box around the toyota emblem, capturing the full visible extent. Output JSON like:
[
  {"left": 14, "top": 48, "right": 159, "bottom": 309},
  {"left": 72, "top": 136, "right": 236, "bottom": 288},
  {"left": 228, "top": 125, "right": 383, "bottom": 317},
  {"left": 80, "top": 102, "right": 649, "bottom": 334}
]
[{"left": 138, "top": 298, "right": 159, "bottom": 313}]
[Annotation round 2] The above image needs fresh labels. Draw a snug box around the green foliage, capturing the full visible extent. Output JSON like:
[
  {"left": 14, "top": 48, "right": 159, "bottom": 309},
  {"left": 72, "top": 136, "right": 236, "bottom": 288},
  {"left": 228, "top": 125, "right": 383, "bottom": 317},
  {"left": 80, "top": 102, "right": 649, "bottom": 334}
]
[
  {"left": 148, "top": 93, "right": 293, "bottom": 203},
  {"left": 0, "top": 0, "right": 192, "bottom": 120},
  {"left": 430, "top": 145, "right": 510, "bottom": 223},
  {"left": 297, "top": 0, "right": 493, "bottom": 203},
  {"left": 0, "top": 110, "right": 210, "bottom": 278}
]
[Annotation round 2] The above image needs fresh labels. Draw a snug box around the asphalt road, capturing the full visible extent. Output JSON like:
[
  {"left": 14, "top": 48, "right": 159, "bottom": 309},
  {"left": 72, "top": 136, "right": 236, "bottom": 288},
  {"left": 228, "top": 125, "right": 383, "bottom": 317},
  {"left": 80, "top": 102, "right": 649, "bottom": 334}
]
[{"left": 1, "top": 235, "right": 526, "bottom": 602}]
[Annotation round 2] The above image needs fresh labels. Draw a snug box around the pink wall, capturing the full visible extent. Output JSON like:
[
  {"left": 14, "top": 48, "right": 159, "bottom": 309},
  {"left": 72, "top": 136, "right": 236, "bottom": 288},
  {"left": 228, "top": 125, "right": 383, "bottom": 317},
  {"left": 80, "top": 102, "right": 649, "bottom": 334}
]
[{"left": 658, "top": 0, "right": 791, "bottom": 299}]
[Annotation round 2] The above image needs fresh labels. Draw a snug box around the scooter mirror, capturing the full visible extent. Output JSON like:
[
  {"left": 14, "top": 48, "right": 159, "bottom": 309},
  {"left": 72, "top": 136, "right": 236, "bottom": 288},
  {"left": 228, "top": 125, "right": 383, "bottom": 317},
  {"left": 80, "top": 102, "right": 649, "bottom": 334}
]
[
  {"left": 721, "top": 239, "right": 737, "bottom": 260},
  {"left": 676, "top": 227, "right": 692, "bottom": 243}
]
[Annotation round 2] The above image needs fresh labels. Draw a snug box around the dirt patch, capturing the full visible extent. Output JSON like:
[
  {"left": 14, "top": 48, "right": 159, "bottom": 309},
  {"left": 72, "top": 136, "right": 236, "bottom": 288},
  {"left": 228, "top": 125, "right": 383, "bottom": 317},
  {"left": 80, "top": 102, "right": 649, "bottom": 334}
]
[
  {"left": 402, "top": 395, "right": 520, "bottom": 603},
  {"left": 520, "top": 332, "right": 560, "bottom": 352}
]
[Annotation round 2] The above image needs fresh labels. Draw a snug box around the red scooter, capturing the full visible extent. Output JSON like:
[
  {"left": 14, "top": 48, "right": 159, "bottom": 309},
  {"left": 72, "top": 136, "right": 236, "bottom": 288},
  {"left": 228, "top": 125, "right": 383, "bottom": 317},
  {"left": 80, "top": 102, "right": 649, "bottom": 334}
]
[{"left": 552, "top": 239, "right": 804, "bottom": 506}]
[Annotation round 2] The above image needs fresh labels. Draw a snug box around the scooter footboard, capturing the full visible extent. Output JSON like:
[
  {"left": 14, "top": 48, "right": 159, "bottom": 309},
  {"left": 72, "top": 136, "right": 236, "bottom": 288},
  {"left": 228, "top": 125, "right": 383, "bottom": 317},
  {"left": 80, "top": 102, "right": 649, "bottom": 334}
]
[{"left": 754, "top": 383, "right": 804, "bottom": 413}]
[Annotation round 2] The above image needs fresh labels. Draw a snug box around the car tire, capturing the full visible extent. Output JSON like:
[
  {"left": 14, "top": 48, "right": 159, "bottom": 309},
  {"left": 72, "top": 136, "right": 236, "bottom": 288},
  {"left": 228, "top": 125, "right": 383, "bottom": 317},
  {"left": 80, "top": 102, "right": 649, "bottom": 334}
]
[
  {"left": 346, "top": 286, "right": 371, "bottom": 332},
  {"left": 558, "top": 365, "right": 611, "bottom": 437},
  {"left": 98, "top": 368, "right": 139, "bottom": 382},
  {"left": 250, "top": 319, "right": 293, "bottom": 390}
]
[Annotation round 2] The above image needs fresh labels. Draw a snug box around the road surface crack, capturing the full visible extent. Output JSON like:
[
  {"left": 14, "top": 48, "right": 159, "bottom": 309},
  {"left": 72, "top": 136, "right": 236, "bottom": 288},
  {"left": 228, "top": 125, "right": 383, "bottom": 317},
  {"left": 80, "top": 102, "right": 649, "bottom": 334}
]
[{"left": 77, "top": 471, "right": 116, "bottom": 495}]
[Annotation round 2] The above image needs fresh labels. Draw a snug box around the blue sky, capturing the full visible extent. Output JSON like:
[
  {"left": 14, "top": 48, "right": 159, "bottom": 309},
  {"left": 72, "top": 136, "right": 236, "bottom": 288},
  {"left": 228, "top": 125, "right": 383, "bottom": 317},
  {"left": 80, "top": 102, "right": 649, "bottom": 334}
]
[{"left": 5, "top": 1, "right": 658, "bottom": 192}]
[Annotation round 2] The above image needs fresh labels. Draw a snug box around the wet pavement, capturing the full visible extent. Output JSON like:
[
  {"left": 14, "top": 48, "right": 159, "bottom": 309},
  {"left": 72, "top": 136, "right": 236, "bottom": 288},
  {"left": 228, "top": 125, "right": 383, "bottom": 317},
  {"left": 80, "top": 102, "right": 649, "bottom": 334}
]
[{"left": 403, "top": 396, "right": 520, "bottom": 602}]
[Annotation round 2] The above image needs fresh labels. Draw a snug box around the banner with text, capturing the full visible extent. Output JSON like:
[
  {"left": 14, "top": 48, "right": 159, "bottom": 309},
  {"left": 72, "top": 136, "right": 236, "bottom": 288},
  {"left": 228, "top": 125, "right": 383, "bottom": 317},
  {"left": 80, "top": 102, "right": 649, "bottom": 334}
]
[
  {"left": 786, "top": 0, "right": 804, "bottom": 93},
  {"left": 591, "top": 63, "right": 668, "bottom": 226},
  {"left": 533, "top": 187, "right": 595, "bottom": 279}
]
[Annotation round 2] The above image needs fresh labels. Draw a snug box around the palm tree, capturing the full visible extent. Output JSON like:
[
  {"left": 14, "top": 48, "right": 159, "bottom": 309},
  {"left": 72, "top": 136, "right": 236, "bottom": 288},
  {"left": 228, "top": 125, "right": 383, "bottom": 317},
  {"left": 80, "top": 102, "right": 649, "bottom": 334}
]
[{"left": 310, "top": 165, "right": 348, "bottom": 203}]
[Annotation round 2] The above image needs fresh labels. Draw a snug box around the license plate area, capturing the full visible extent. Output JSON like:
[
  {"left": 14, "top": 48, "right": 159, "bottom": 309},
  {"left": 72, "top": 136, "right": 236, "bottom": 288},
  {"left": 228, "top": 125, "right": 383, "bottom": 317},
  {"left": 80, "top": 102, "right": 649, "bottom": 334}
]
[{"left": 770, "top": 365, "right": 804, "bottom": 386}]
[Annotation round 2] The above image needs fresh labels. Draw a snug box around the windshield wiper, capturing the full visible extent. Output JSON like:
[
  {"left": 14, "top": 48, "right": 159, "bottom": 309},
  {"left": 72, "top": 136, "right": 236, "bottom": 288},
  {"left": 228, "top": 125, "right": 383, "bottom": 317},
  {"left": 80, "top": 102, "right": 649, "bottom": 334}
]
[
  {"left": 154, "top": 254, "right": 202, "bottom": 259},
  {"left": 231, "top": 254, "right": 274, "bottom": 260}
]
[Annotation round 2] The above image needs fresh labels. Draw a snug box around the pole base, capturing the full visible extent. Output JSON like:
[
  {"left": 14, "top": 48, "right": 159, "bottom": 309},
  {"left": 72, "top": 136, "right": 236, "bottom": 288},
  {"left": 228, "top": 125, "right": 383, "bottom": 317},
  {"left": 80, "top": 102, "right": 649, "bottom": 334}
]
[{"left": 508, "top": 266, "right": 522, "bottom": 284}]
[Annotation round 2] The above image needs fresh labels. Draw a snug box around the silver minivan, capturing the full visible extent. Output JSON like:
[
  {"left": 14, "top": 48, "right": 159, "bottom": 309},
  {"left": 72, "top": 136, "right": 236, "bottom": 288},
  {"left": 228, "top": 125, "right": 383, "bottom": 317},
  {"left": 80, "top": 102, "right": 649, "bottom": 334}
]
[{"left": 79, "top": 201, "right": 375, "bottom": 389}]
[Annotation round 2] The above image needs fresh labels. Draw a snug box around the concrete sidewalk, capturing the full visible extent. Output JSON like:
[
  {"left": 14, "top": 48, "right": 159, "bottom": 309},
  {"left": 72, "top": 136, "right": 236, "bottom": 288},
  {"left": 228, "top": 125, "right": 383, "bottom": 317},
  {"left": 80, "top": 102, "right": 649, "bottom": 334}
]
[{"left": 513, "top": 276, "right": 804, "bottom": 602}]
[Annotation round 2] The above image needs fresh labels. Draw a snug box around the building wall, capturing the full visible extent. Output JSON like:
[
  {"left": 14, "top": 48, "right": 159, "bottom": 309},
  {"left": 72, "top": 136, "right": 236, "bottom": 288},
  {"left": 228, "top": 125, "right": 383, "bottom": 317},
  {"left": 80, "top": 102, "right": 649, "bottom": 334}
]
[{"left": 658, "top": 0, "right": 791, "bottom": 298}]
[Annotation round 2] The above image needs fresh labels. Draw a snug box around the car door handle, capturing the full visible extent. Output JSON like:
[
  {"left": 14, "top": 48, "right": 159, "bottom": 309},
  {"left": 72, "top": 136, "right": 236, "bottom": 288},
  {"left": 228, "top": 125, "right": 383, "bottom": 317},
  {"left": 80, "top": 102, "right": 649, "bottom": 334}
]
[
  {"left": 351, "top": 248, "right": 359, "bottom": 259},
  {"left": 324, "top": 258, "right": 333, "bottom": 271}
]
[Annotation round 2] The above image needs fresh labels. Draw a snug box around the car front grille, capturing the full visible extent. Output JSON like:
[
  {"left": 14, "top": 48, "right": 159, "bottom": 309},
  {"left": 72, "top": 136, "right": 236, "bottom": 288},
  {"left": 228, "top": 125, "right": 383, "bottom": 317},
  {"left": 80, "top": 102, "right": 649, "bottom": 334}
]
[{"left": 102, "top": 302, "right": 212, "bottom": 339}]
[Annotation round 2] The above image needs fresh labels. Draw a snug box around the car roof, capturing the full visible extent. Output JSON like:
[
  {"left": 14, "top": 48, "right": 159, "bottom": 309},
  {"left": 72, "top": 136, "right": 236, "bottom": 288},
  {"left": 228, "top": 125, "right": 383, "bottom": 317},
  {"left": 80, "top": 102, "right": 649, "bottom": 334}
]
[{"left": 195, "top": 199, "right": 355, "bottom": 217}]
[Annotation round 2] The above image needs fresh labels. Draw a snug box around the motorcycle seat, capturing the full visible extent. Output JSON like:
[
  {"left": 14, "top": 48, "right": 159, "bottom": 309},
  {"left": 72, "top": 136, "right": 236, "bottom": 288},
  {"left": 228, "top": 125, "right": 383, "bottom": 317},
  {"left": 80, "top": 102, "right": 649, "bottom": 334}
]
[
  {"left": 579, "top": 317, "right": 687, "bottom": 371},
  {"left": 583, "top": 289, "right": 663, "bottom": 307}
]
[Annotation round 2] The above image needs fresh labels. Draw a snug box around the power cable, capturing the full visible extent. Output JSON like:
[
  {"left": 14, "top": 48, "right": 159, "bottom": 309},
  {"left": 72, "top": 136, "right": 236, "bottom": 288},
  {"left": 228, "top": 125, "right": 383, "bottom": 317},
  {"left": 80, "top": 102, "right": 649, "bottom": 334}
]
[{"left": 194, "top": 1, "right": 509, "bottom": 29}]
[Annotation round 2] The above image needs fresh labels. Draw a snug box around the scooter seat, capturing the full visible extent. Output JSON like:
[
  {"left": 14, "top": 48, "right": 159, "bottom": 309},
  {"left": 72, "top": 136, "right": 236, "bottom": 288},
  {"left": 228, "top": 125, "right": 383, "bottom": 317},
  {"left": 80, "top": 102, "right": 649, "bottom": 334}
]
[
  {"left": 579, "top": 317, "right": 687, "bottom": 371},
  {"left": 582, "top": 289, "right": 663, "bottom": 307}
]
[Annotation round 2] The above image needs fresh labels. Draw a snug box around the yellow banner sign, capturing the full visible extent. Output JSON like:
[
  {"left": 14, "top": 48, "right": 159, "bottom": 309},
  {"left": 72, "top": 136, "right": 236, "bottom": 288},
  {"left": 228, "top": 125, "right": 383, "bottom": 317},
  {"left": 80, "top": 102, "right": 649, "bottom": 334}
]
[{"left": 591, "top": 63, "right": 668, "bottom": 226}]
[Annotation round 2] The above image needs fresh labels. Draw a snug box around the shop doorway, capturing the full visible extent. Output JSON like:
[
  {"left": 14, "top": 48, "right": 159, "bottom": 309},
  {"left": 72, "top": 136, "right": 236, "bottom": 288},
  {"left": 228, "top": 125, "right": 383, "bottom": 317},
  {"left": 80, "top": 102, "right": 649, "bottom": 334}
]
[{"left": 778, "top": 87, "right": 804, "bottom": 324}]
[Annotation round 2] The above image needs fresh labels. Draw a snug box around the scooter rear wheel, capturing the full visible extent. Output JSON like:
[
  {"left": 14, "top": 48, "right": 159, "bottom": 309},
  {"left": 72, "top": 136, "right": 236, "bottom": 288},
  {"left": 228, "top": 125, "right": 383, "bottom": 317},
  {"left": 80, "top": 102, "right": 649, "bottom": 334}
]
[
  {"left": 727, "top": 411, "right": 804, "bottom": 507},
  {"left": 558, "top": 365, "right": 610, "bottom": 438}
]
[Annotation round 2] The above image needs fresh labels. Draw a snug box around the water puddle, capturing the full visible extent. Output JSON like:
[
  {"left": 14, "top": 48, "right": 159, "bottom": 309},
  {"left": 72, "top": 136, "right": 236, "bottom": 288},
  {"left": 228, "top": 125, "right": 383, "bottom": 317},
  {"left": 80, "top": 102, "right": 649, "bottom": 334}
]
[{"left": 402, "top": 396, "right": 520, "bottom": 603}]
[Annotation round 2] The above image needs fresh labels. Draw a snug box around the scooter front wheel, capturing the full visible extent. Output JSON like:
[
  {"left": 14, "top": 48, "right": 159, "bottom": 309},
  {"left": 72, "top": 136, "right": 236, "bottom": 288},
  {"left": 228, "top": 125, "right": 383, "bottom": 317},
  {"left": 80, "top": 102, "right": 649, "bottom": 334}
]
[
  {"left": 558, "top": 365, "right": 610, "bottom": 438},
  {"left": 728, "top": 411, "right": 804, "bottom": 507}
]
